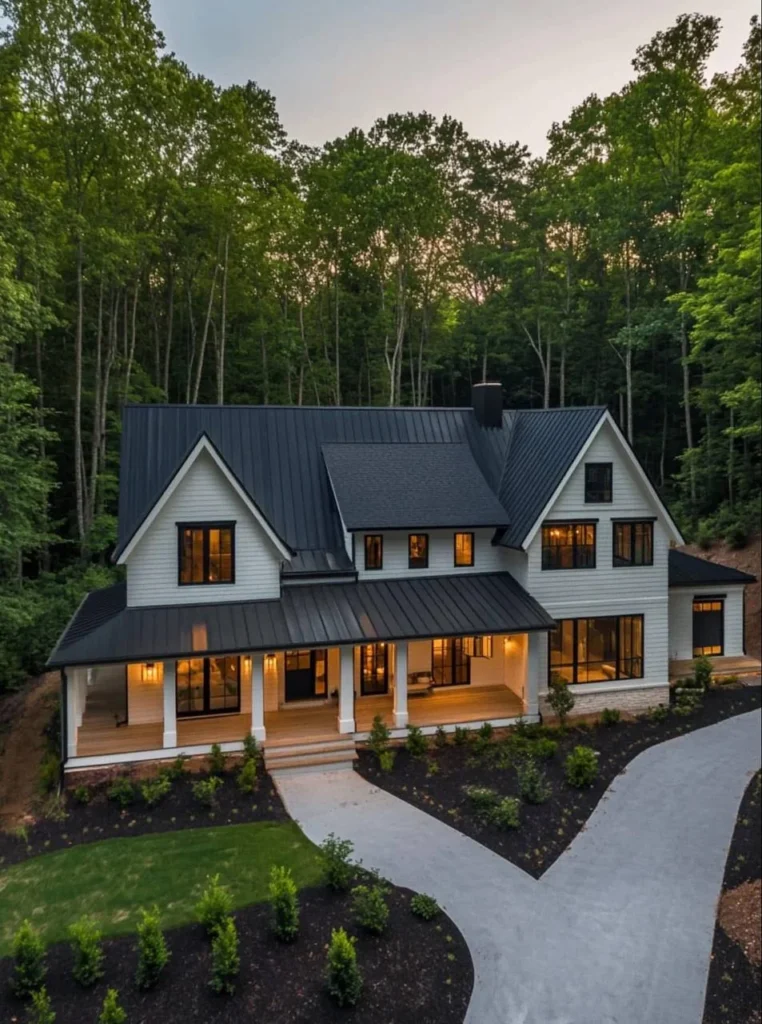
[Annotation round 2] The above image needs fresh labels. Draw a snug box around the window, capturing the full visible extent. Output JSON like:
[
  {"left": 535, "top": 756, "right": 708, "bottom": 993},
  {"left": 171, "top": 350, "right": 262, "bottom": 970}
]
[
  {"left": 176, "top": 656, "right": 240, "bottom": 716},
  {"left": 360, "top": 643, "right": 389, "bottom": 695},
  {"left": 364, "top": 534, "right": 383, "bottom": 570},
  {"left": 541, "top": 523, "right": 596, "bottom": 570},
  {"left": 585, "top": 463, "right": 612, "bottom": 503},
  {"left": 408, "top": 534, "right": 429, "bottom": 569},
  {"left": 693, "top": 599, "right": 724, "bottom": 656},
  {"left": 284, "top": 649, "right": 327, "bottom": 701},
  {"left": 178, "top": 523, "right": 234, "bottom": 585},
  {"left": 548, "top": 615, "right": 644, "bottom": 685},
  {"left": 462, "top": 635, "right": 493, "bottom": 658},
  {"left": 454, "top": 532, "right": 474, "bottom": 567},
  {"left": 613, "top": 521, "right": 654, "bottom": 566},
  {"left": 431, "top": 638, "right": 470, "bottom": 686}
]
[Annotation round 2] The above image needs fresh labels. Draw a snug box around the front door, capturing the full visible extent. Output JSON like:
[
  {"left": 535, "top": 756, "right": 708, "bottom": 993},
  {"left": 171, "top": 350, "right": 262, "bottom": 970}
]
[
  {"left": 284, "top": 649, "right": 327, "bottom": 702},
  {"left": 692, "top": 598, "right": 724, "bottom": 657}
]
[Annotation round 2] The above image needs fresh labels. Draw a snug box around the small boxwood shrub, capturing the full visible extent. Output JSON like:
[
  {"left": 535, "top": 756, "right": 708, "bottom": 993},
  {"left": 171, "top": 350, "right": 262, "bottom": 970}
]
[
  {"left": 164, "top": 754, "right": 190, "bottom": 781},
  {"left": 135, "top": 907, "right": 170, "bottom": 990},
  {"left": 410, "top": 893, "right": 440, "bottom": 920},
  {"left": 192, "top": 775, "right": 223, "bottom": 807},
  {"left": 434, "top": 725, "right": 448, "bottom": 748},
  {"left": 406, "top": 724, "right": 428, "bottom": 756},
  {"left": 99, "top": 988, "right": 127, "bottom": 1024},
  {"left": 269, "top": 865, "right": 299, "bottom": 941},
  {"left": 196, "top": 874, "right": 233, "bottom": 936},
  {"left": 351, "top": 876, "right": 390, "bottom": 935},
  {"left": 209, "top": 917, "right": 239, "bottom": 995},
  {"left": 565, "top": 746, "right": 599, "bottom": 788},
  {"left": 600, "top": 708, "right": 621, "bottom": 727},
  {"left": 326, "top": 927, "right": 362, "bottom": 1007},
  {"left": 69, "top": 917, "right": 104, "bottom": 987},
  {"left": 530, "top": 736, "right": 558, "bottom": 760},
  {"left": 648, "top": 703, "right": 669, "bottom": 722},
  {"left": 106, "top": 776, "right": 134, "bottom": 809},
  {"left": 11, "top": 919, "right": 46, "bottom": 996},
  {"left": 462, "top": 784, "right": 499, "bottom": 813},
  {"left": 237, "top": 757, "right": 257, "bottom": 793},
  {"left": 488, "top": 797, "right": 521, "bottom": 830},
  {"left": 320, "top": 833, "right": 355, "bottom": 890},
  {"left": 378, "top": 749, "right": 396, "bottom": 773},
  {"left": 28, "top": 986, "right": 55, "bottom": 1024},
  {"left": 140, "top": 774, "right": 171, "bottom": 808},
  {"left": 207, "top": 743, "right": 227, "bottom": 775},
  {"left": 72, "top": 785, "right": 91, "bottom": 805},
  {"left": 674, "top": 690, "right": 703, "bottom": 716},
  {"left": 516, "top": 757, "right": 551, "bottom": 805},
  {"left": 453, "top": 726, "right": 468, "bottom": 746}
]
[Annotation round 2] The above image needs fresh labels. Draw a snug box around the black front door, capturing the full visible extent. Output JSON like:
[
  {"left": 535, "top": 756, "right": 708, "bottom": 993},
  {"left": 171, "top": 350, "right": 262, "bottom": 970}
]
[
  {"left": 285, "top": 649, "right": 327, "bottom": 702},
  {"left": 692, "top": 598, "right": 724, "bottom": 657}
]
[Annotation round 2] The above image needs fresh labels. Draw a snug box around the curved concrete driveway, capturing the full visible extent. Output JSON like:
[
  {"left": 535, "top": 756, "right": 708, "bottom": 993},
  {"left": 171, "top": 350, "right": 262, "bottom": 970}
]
[{"left": 276, "top": 710, "right": 761, "bottom": 1024}]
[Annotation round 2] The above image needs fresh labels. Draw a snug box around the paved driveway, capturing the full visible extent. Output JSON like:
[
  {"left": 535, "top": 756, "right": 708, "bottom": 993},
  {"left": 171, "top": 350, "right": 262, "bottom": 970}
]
[{"left": 276, "top": 709, "right": 761, "bottom": 1024}]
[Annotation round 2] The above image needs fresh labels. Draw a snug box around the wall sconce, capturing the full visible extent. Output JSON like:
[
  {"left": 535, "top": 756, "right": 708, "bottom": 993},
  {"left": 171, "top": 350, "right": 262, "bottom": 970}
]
[
  {"left": 264, "top": 653, "right": 277, "bottom": 671},
  {"left": 242, "top": 655, "right": 252, "bottom": 671},
  {"left": 142, "top": 662, "right": 159, "bottom": 683}
]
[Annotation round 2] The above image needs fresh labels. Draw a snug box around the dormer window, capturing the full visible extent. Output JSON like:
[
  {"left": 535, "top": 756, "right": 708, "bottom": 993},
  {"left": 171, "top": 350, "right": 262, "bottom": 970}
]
[
  {"left": 408, "top": 534, "right": 429, "bottom": 569},
  {"left": 454, "top": 532, "right": 474, "bottom": 567},
  {"left": 364, "top": 534, "right": 383, "bottom": 570},
  {"left": 585, "top": 463, "right": 612, "bottom": 503},
  {"left": 178, "top": 523, "right": 235, "bottom": 585}
]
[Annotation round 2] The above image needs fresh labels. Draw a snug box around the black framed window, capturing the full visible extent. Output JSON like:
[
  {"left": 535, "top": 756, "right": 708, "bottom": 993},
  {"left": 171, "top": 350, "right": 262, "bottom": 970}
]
[
  {"left": 364, "top": 534, "right": 383, "bottom": 570},
  {"left": 548, "top": 615, "right": 643, "bottom": 685},
  {"left": 176, "top": 656, "right": 240, "bottom": 716},
  {"left": 431, "top": 637, "right": 470, "bottom": 686},
  {"left": 178, "top": 523, "right": 234, "bottom": 585},
  {"left": 585, "top": 463, "right": 612, "bottom": 503},
  {"left": 692, "top": 599, "right": 724, "bottom": 656},
  {"left": 454, "top": 532, "right": 474, "bottom": 567},
  {"left": 541, "top": 523, "right": 596, "bottom": 570},
  {"left": 360, "top": 643, "right": 389, "bottom": 695},
  {"left": 613, "top": 521, "right": 654, "bottom": 566},
  {"left": 284, "top": 649, "right": 327, "bottom": 701},
  {"left": 408, "top": 534, "right": 429, "bottom": 569}
]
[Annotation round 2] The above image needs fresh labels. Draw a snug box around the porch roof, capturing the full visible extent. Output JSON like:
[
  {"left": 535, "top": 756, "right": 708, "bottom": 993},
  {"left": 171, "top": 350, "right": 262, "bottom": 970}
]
[
  {"left": 668, "top": 549, "right": 756, "bottom": 588},
  {"left": 48, "top": 571, "right": 555, "bottom": 669}
]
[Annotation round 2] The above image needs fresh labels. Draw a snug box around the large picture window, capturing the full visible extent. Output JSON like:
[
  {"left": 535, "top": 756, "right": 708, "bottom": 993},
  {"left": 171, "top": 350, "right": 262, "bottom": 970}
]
[
  {"left": 178, "top": 523, "right": 234, "bottom": 585},
  {"left": 549, "top": 615, "right": 643, "bottom": 684},
  {"left": 360, "top": 643, "right": 389, "bottom": 695},
  {"left": 613, "top": 521, "right": 654, "bottom": 566},
  {"left": 176, "top": 656, "right": 240, "bottom": 716},
  {"left": 541, "top": 523, "right": 596, "bottom": 570},
  {"left": 432, "top": 637, "right": 470, "bottom": 686}
]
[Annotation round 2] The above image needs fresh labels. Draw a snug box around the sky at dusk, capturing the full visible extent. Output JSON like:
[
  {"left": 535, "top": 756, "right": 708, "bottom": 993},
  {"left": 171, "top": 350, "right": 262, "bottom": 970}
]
[{"left": 150, "top": 0, "right": 754, "bottom": 153}]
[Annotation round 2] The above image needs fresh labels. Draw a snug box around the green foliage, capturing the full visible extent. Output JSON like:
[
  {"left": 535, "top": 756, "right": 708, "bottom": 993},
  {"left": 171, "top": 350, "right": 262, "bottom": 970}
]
[
  {"left": 477, "top": 722, "right": 494, "bottom": 741},
  {"left": 530, "top": 737, "right": 558, "bottom": 760},
  {"left": 71, "top": 785, "right": 91, "bottom": 805},
  {"left": 547, "top": 679, "right": 576, "bottom": 726},
  {"left": 27, "top": 986, "right": 55, "bottom": 1024},
  {"left": 434, "top": 725, "right": 448, "bottom": 748},
  {"left": 135, "top": 907, "right": 170, "bottom": 990},
  {"left": 209, "top": 917, "right": 240, "bottom": 995},
  {"left": 674, "top": 690, "right": 703, "bottom": 715},
  {"left": 107, "top": 777, "right": 135, "bottom": 809},
  {"left": 11, "top": 919, "right": 46, "bottom": 997},
  {"left": 487, "top": 796, "right": 521, "bottom": 830},
  {"left": 410, "top": 893, "right": 441, "bottom": 920},
  {"left": 242, "top": 733, "right": 259, "bottom": 762},
  {"left": 648, "top": 703, "right": 670, "bottom": 722},
  {"left": 405, "top": 724, "right": 428, "bottom": 756},
  {"left": 195, "top": 875, "right": 233, "bottom": 936},
  {"left": 140, "top": 774, "right": 171, "bottom": 808},
  {"left": 368, "top": 714, "right": 391, "bottom": 760},
  {"left": 351, "top": 876, "right": 390, "bottom": 934},
  {"left": 98, "top": 989, "right": 127, "bottom": 1024},
  {"left": 207, "top": 743, "right": 227, "bottom": 775},
  {"left": 164, "top": 754, "right": 190, "bottom": 781},
  {"left": 693, "top": 656, "right": 713, "bottom": 691},
  {"left": 320, "top": 833, "right": 355, "bottom": 890},
  {"left": 237, "top": 757, "right": 257, "bottom": 793},
  {"left": 378, "top": 749, "right": 396, "bottom": 773},
  {"left": 515, "top": 757, "right": 551, "bottom": 805},
  {"left": 268, "top": 865, "right": 299, "bottom": 941},
  {"left": 68, "top": 916, "right": 104, "bottom": 987},
  {"left": 192, "top": 775, "right": 223, "bottom": 807},
  {"left": 462, "top": 785, "right": 499, "bottom": 813},
  {"left": 453, "top": 727, "right": 469, "bottom": 746},
  {"left": 38, "top": 752, "right": 60, "bottom": 795},
  {"left": 600, "top": 708, "right": 621, "bottom": 727},
  {"left": 326, "top": 927, "right": 362, "bottom": 1007},
  {"left": 565, "top": 746, "right": 600, "bottom": 788}
]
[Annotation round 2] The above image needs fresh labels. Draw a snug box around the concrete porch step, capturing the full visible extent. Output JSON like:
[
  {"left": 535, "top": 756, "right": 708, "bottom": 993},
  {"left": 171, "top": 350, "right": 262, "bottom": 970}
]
[{"left": 264, "top": 737, "right": 357, "bottom": 775}]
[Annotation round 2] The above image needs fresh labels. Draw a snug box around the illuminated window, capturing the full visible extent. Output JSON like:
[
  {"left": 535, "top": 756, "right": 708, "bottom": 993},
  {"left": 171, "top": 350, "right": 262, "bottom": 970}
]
[
  {"left": 408, "top": 534, "right": 429, "bottom": 569},
  {"left": 432, "top": 638, "right": 470, "bottom": 686},
  {"left": 360, "top": 643, "right": 388, "bottom": 695},
  {"left": 178, "top": 523, "right": 234, "bottom": 585},
  {"left": 613, "top": 521, "right": 654, "bottom": 566},
  {"left": 692, "top": 599, "right": 723, "bottom": 656},
  {"left": 462, "top": 635, "right": 493, "bottom": 658},
  {"left": 176, "top": 656, "right": 240, "bottom": 716},
  {"left": 585, "top": 463, "right": 612, "bottom": 503},
  {"left": 541, "top": 523, "right": 596, "bottom": 570},
  {"left": 549, "top": 615, "right": 643, "bottom": 684},
  {"left": 454, "top": 532, "right": 474, "bottom": 567},
  {"left": 364, "top": 534, "right": 383, "bottom": 570}
]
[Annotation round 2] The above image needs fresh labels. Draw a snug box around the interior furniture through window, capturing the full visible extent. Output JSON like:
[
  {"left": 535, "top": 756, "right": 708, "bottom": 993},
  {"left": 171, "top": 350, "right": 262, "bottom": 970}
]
[
  {"left": 692, "top": 599, "right": 724, "bottom": 656},
  {"left": 364, "top": 534, "right": 383, "bottom": 570},
  {"left": 541, "top": 523, "right": 596, "bottom": 570},
  {"left": 360, "top": 643, "right": 389, "bottom": 695},
  {"left": 408, "top": 533, "right": 429, "bottom": 569},
  {"left": 453, "top": 532, "right": 474, "bottom": 567},
  {"left": 176, "top": 656, "right": 240, "bottom": 716},
  {"left": 178, "top": 523, "right": 234, "bottom": 584},
  {"left": 284, "top": 649, "right": 327, "bottom": 702},
  {"left": 585, "top": 463, "right": 612, "bottom": 503},
  {"left": 431, "top": 637, "right": 470, "bottom": 686},
  {"left": 613, "top": 520, "right": 654, "bottom": 566},
  {"left": 548, "top": 615, "right": 643, "bottom": 684}
]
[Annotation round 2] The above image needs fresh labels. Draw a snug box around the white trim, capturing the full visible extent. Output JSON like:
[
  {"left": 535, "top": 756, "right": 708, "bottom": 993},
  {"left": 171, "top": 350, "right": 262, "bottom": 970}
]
[
  {"left": 539, "top": 679, "right": 667, "bottom": 698},
  {"left": 117, "top": 435, "right": 291, "bottom": 564},
  {"left": 522, "top": 411, "right": 683, "bottom": 550}
]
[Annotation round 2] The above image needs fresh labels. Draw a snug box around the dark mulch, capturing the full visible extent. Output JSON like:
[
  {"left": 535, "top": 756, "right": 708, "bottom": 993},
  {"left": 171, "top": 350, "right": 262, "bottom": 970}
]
[
  {"left": 357, "top": 685, "right": 762, "bottom": 878},
  {"left": 0, "top": 884, "right": 472, "bottom": 1024},
  {"left": 703, "top": 770, "right": 761, "bottom": 1024},
  {"left": 0, "top": 759, "right": 287, "bottom": 869}
]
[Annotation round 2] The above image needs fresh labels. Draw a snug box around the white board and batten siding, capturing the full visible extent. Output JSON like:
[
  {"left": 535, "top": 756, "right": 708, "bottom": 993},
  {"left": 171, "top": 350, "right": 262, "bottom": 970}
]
[
  {"left": 668, "top": 585, "right": 746, "bottom": 661},
  {"left": 355, "top": 528, "right": 510, "bottom": 581},
  {"left": 125, "top": 450, "right": 282, "bottom": 608}
]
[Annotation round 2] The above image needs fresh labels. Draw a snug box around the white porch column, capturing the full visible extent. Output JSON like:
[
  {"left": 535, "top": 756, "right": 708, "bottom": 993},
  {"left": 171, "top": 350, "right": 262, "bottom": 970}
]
[
  {"left": 338, "top": 645, "right": 355, "bottom": 734},
  {"left": 525, "top": 632, "right": 541, "bottom": 717},
  {"left": 65, "top": 669, "right": 78, "bottom": 759},
  {"left": 250, "top": 652, "right": 266, "bottom": 743},
  {"left": 162, "top": 660, "right": 177, "bottom": 748},
  {"left": 393, "top": 641, "right": 408, "bottom": 728}
]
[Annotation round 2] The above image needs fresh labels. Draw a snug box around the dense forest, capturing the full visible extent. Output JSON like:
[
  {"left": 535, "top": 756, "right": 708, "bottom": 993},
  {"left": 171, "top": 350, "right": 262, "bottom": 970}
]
[{"left": 0, "top": 0, "right": 759, "bottom": 688}]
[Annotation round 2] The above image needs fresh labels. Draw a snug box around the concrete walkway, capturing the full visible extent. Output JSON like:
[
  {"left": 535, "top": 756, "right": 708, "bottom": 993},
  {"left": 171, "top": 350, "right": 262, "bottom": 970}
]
[{"left": 276, "top": 709, "right": 761, "bottom": 1024}]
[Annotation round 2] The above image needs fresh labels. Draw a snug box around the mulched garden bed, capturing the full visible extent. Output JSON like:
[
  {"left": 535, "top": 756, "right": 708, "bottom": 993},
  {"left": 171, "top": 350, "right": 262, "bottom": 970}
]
[
  {"left": 703, "top": 770, "right": 761, "bottom": 1024},
  {"left": 0, "top": 883, "right": 473, "bottom": 1024},
  {"left": 356, "top": 684, "right": 762, "bottom": 878},
  {"left": 0, "top": 755, "right": 286, "bottom": 869}
]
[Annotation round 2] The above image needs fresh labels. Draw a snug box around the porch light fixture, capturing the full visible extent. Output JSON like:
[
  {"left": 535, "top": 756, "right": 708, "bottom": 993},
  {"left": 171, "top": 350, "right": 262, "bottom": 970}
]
[
  {"left": 264, "top": 653, "right": 277, "bottom": 670},
  {"left": 142, "top": 662, "right": 159, "bottom": 683}
]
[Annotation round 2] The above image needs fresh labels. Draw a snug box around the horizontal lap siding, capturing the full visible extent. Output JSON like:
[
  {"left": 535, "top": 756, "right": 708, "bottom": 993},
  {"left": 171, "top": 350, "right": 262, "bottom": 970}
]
[{"left": 668, "top": 585, "right": 746, "bottom": 660}]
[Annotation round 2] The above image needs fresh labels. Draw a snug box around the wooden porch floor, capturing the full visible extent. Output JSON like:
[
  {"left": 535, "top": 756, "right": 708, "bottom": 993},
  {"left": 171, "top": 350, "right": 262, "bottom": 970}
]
[
  {"left": 669, "top": 654, "right": 761, "bottom": 681},
  {"left": 76, "top": 713, "right": 252, "bottom": 758},
  {"left": 357, "top": 685, "right": 524, "bottom": 732}
]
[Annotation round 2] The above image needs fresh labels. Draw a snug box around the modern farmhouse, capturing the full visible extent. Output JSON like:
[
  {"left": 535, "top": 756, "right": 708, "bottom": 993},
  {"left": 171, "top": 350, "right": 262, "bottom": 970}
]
[{"left": 49, "top": 384, "right": 757, "bottom": 772}]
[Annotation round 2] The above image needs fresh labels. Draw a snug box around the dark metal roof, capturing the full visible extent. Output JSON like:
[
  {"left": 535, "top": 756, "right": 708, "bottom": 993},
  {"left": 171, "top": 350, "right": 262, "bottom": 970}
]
[
  {"left": 668, "top": 549, "right": 757, "bottom": 588},
  {"left": 47, "top": 572, "right": 555, "bottom": 668},
  {"left": 322, "top": 443, "right": 509, "bottom": 530}
]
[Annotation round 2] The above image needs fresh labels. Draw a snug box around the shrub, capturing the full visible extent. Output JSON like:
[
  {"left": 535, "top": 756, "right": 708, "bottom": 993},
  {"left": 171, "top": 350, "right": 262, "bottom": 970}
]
[
  {"left": 320, "top": 833, "right": 355, "bottom": 890},
  {"left": 99, "top": 989, "right": 127, "bottom": 1024},
  {"left": 326, "top": 928, "right": 362, "bottom": 1007},
  {"left": 242, "top": 733, "right": 259, "bottom": 762},
  {"left": 405, "top": 724, "right": 428, "bottom": 756},
  {"left": 72, "top": 785, "right": 91, "bottom": 805},
  {"left": 462, "top": 784, "right": 499, "bottom": 813},
  {"left": 648, "top": 703, "right": 669, "bottom": 722},
  {"left": 11, "top": 919, "right": 46, "bottom": 997},
  {"left": 368, "top": 714, "right": 390, "bottom": 760},
  {"left": 410, "top": 893, "right": 440, "bottom": 920},
  {"left": 693, "top": 655, "right": 713, "bottom": 692},
  {"left": 192, "top": 775, "right": 223, "bottom": 807},
  {"left": 674, "top": 690, "right": 703, "bottom": 716},
  {"left": 565, "top": 746, "right": 599, "bottom": 788},
  {"left": 164, "top": 754, "right": 190, "bottom": 781},
  {"left": 38, "top": 753, "right": 60, "bottom": 795},
  {"left": 269, "top": 865, "right": 299, "bottom": 941},
  {"left": 196, "top": 874, "right": 233, "bottom": 936},
  {"left": 351, "top": 876, "right": 390, "bottom": 935},
  {"left": 434, "top": 725, "right": 448, "bottom": 748},
  {"left": 27, "top": 987, "right": 55, "bottom": 1024},
  {"left": 209, "top": 917, "right": 239, "bottom": 995},
  {"left": 69, "top": 917, "right": 104, "bottom": 987},
  {"left": 107, "top": 776, "right": 134, "bottom": 809},
  {"left": 516, "top": 757, "right": 551, "bottom": 805},
  {"left": 135, "top": 907, "right": 170, "bottom": 990},
  {"left": 530, "top": 737, "right": 558, "bottom": 760},
  {"left": 453, "top": 726, "right": 468, "bottom": 746},
  {"left": 477, "top": 722, "right": 494, "bottom": 742},
  {"left": 140, "top": 774, "right": 171, "bottom": 808},
  {"left": 488, "top": 797, "right": 521, "bottom": 830},
  {"left": 547, "top": 679, "right": 575, "bottom": 726},
  {"left": 600, "top": 708, "right": 621, "bottom": 727},
  {"left": 725, "top": 520, "right": 748, "bottom": 549},
  {"left": 237, "top": 757, "right": 257, "bottom": 793},
  {"left": 208, "top": 743, "right": 227, "bottom": 775},
  {"left": 426, "top": 759, "right": 440, "bottom": 776},
  {"left": 378, "top": 749, "right": 396, "bottom": 773}
]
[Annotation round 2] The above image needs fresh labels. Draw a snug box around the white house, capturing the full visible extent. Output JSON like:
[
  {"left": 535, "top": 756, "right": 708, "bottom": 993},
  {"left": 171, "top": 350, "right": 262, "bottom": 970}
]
[{"left": 49, "top": 384, "right": 757, "bottom": 772}]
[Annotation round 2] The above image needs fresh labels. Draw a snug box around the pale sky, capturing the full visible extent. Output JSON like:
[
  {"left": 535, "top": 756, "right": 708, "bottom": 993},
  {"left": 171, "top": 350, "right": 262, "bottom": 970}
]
[{"left": 151, "top": 0, "right": 754, "bottom": 154}]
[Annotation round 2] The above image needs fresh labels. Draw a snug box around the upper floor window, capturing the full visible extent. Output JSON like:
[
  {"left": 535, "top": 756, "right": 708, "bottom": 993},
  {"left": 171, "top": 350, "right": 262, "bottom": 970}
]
[
  {"left": 541, "top": 523, "right": 596, "bottom": 570},
  {"left": 364, "top": 534, "right": 383, "bottom": 570},
  {"left": 613, "top": 521, "right": 654, "bottom": 567},
  {"left": 585, "top": 463, "right": 612, "bottom": 503},
  {"left": 178, "top": 523, "right": 234, "bottom": 585},
  {"left": 408, "top": 534, "right": 429, "bottom": 569},
  {"left": 454, "top": 532, "right": 474, "bottom": 567}
]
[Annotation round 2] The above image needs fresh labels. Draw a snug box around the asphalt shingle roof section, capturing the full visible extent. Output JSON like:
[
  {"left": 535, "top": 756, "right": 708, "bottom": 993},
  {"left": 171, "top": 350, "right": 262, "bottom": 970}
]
[
  {"left": 322, "top": 442, "right": 510, "bottom": 530},
  {"left": 668, "top": 549, "right": 757, "bottom": 587},
  {"left": 47, "top": 572, "right": 556, "bottom": 668}
]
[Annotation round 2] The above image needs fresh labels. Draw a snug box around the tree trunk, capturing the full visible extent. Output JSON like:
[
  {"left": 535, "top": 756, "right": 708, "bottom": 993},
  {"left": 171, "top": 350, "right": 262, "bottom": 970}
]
[
  {"left": 679, "top": 253, "right": 695, "bottom": 502},
  {"left": 559, "top": 343, "right": 566, "bottom": 408},
  {"left": 217, "top": 233, "right": 229, "bottom": 405},
  {"left": 163, "top": 268, "right": 174, "bottom": 399},
  {"left": 87, "top": 275, "right": 105, "bottom": 532},
  {"left": 185, "top": 281, "right": 196, "bottom": 404},
  {"left": 74, "top": 235, "right": 85, "bottom": 547},
  {"left": 260, "top": 330, "right": 269, "bottom": 404},
  {"left": 123, "top": 277, "right": 140, "bottom": 402},
  {"left": 191, "top": 261, "right": 219, "bottom": 404},
  {"left": 334, "top": 268, "right": 341, "bottom": 405},
  {"left": 728, "top": 407, "right": 734, "bottom": 509}
]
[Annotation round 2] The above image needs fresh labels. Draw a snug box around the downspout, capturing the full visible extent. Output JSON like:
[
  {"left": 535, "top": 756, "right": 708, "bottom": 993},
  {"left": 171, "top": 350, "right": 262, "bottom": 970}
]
[{"left": 59, "top": 668, "right": 68, "bottom": 791}]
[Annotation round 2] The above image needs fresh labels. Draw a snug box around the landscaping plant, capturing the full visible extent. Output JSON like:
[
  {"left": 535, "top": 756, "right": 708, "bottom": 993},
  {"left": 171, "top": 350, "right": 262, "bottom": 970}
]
[
  {"left": 488, "top": 796, "right": 521, "bottom": 830},
  {"left": 72, "top": 784, "right": 91, "bottom": 805},
  {"left": 516, "top": 756, "right": 551, "bottom": 805},
  {"left": 378, "top": 748, "right": 396, "bottom": 773},
  {"left": 693, "top": 655, "right": 713, "bottom": 691},
  {"left": 237, "top": 756, "right": 257, "bottom": 793},
  {"left": 600, "top": 708, "right": 621, "bottom": 727},
  {"left": 192, "top": 775, "right": 223, "bottom": 807},
  {"left": 565, "top": 746, "right": 600, "bottom": 788},
  {"left": 674, "top": 690, "right": 703, "bottom": 716},
  {"left": 11, "top": 919, "right": 46, "bottom": 997},
  {"left": 27, "top": 986, "right": 55, "bottom": 1024},
  {"left": 209, "top": 917, "right": 240, "bottom": 995},
  {"left": 196, "top": 874, "right": 233, "bottom": 936},
  {"left": 462, "top": 784, "right": 499, "bottom": 814},
  {"left": 38, "top": 753, "right": 60, "bottom": 795},
  {"left": 320, "top": 832, "right": 355, "bottom": 890},
  {"left": 140, "top": 774, "right": 171, "bottom": 807},
  {"left": 648, "top": 703, "right": 669, "bottom": 722},
  {"left": 351, "top": 874, "right": 390, "bottom": 934},
  {"left": 434, "top": 724, "right": 448, "bottom": 748},
  {"left": 106, "top": 776, "right": 135, "bottom": 809},
  {"left": 68, "top": 916, "right": 105, "bottom": 987},
  {"left": 530, "top": 736, "right": 558, "bottom": 760},
  {"left": 268, "top": 864, "right": 300, "bottom": 941},
  {"left": 326, "top": 927, "right": 362, "bottom": 1007},
  {"left": 547, "top": 677, "right": 575, "bottom": 727},
  {"left": 208, "top": 742, "right": 227, "bottom": 774},
  {"left": 135, "top": 906, "right": 170, "bottom": 989},
  {"left": 406, "top": 724, "right": 428, "bottom": 756},
  {"left": 99, "top": 989, "right": 127, "bottom": 1024},
  {"left": 368, "top": 714, "right": 390, "bottom": 762},
  {"left": 453, "top": 726, "right": 468, "bottom": 746},
  {"left": 410, "top": 892, "right": 441, "bottom": 921},
  {"left": 164, "top": 754, "right": 190, "bottom": 781},
  {"left": 242, "top": 732, "right": 259, "bottom": 762}
]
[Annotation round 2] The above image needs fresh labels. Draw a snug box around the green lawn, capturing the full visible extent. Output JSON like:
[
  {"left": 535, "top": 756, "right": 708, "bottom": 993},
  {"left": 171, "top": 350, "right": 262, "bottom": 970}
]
[{"left": 0, "top": 821, "right": 324, "bottom": 954}]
